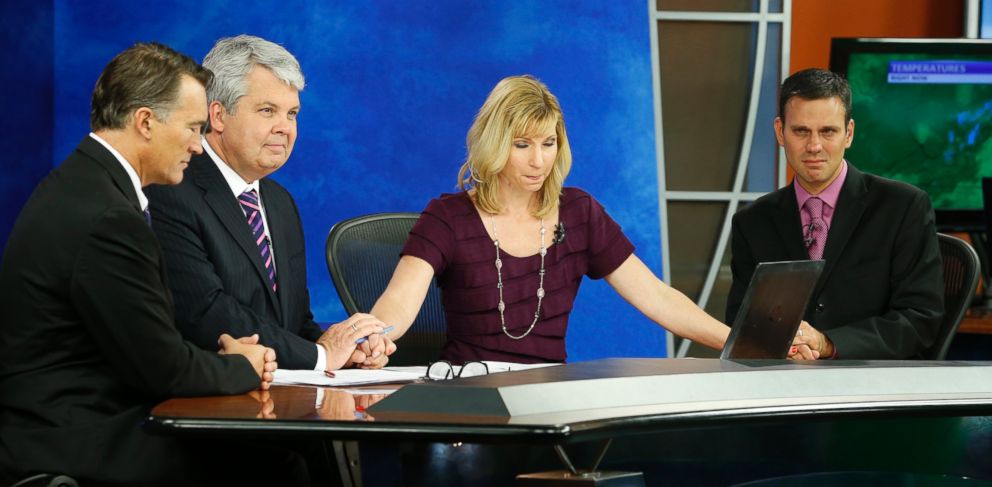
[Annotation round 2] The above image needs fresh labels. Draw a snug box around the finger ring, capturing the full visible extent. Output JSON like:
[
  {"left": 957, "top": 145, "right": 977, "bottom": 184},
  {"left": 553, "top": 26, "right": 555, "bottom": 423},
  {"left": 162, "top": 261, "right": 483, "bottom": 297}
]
[
  {"left": 798, "top": 329, "right": 804, "bottom": 336},
  {"left": 350, "top": 323, "right": 358, "bottom": 332}
]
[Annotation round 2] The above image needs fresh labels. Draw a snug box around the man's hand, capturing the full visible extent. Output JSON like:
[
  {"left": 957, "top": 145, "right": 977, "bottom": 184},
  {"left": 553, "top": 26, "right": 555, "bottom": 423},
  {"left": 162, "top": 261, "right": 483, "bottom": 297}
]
[
  {"left": 218, "top": 333, "right": 278, "bottom": 390},
  {"left": 787, "top": 321, "right": 832, "bottom": 360},
  {"left": 317, "top": 313, "right": 388, "bottom": 371}
]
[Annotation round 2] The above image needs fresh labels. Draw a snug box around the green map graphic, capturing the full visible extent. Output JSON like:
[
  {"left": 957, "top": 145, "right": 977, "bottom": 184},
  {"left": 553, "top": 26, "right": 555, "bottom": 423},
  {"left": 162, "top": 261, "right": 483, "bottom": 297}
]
[{"left": 846, "top": 53, "right": 992, "bottom": 209}]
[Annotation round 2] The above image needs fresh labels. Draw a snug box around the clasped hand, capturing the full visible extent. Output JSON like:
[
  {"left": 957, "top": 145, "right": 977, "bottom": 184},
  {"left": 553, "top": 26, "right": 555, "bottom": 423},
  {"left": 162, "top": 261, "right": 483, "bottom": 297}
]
[
  {"left": 316, "top": 313, "right": 398, "bottom": 371},
  {"left": 787, "top": 321, "right": 834, "bottom": 361},
  {"left": 218, "top": 333, "right": 278, "bottom": 390}
]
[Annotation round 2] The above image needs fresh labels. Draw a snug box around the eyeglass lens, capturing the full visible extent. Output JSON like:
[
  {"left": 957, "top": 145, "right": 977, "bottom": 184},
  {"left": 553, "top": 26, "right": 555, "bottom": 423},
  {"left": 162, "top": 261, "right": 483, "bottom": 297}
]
[
  {"left": 427, "top": 361, "right": 454, "bottom": 380},
  {"left": 426, "top": 361, "right": 489, "bottom": 380},
  {"left": 459, "top": 361, "right": 488, "bottom": 378}
]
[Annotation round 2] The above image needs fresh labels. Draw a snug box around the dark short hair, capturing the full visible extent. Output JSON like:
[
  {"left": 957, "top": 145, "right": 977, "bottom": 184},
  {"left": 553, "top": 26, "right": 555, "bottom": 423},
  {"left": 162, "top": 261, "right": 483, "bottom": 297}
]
[
  {"left": 90, "top": 42, "right": 212, "bottom": 131},
  {"left": 778, "top": 68, "right": 852, "bottom": 125}
]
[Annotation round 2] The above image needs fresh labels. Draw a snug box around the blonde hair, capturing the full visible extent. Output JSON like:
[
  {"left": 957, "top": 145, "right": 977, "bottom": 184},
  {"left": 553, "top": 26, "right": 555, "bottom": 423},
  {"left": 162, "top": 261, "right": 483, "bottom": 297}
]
[{"left": 458, "top": 75, "right": 572, "bottom": 217}]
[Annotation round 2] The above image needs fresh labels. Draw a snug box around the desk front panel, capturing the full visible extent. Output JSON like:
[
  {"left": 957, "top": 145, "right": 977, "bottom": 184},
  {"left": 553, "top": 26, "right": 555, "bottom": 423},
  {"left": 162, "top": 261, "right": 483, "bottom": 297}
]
[{"left": 148, "top": 359, "right": 992, "bottom": 444}]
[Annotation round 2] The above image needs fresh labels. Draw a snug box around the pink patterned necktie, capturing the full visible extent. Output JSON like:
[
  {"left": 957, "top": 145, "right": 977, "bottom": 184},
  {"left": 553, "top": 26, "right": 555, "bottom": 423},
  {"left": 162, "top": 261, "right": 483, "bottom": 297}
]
[
  {"left": 238, "top": 189, "right": 277, "bottom": 292},
  {"left": 803, "top": 197, "right": 827, "bottom": 261}
]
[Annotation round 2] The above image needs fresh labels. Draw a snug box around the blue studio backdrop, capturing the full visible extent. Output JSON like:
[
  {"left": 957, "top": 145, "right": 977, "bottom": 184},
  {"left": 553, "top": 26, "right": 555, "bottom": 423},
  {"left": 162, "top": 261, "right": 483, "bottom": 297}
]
[{"left": 6, "top": 0, "right": 666, "bottom": 361}]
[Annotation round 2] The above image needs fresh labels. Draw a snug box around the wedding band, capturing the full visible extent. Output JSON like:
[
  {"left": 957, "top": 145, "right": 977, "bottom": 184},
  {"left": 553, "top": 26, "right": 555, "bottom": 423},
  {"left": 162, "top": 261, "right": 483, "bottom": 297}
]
[{"left": 350, "top": 323, "right": 358, "bottom": 332}]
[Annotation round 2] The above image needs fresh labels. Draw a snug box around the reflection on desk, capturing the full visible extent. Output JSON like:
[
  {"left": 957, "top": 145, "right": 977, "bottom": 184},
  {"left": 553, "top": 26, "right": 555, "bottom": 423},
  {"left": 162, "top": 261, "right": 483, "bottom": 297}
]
[{"left": 152, "top": 385, "right": 395, "bottom": 423}]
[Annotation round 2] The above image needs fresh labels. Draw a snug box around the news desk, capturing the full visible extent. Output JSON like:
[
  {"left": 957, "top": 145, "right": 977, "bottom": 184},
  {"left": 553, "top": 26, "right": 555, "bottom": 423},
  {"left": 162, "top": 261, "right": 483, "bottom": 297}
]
[{"left": 147, "top": 359, "right": 992, "bottom": 486}]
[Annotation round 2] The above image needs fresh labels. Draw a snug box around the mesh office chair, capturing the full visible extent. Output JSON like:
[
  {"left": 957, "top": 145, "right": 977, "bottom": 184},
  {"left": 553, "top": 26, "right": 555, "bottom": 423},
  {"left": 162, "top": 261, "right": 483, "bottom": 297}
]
[
  {"left": 326, "top": 213, "right": 447, "bottom": 366},
  {"left": 10, "top": 474, "right": 78, "bottom": 487},
  {"left": 923, "top": 233, "right": 980, "bottom": 360}
]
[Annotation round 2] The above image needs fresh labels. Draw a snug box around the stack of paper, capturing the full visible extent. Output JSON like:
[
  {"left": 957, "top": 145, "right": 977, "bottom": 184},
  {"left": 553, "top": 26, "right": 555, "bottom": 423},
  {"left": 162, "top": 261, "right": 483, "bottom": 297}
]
[{"left": 273, "top": 368, "right": 424, "bottom": 387}]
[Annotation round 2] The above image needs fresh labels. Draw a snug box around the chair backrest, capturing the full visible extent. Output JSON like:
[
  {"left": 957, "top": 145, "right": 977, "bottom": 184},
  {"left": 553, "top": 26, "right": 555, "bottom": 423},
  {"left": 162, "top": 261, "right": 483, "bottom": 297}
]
[
  {"left": 924, "top": 233, "right": 980, "bottom": 360},
  {"left": 326, "top": 213, "right": 447, "bottom": 365}
]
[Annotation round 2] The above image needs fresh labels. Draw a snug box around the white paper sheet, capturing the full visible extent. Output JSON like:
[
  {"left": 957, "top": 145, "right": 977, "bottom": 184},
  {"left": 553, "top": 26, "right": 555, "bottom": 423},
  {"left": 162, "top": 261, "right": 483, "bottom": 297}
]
[
  {"left": 273, "top": 368, "right": 424, "bottom": 387},
  {"left": 273, "top": 361, "right": 560, "bottom": 387},
  {"left": 478, "top": 361, "right": 560, "bottom": 373}
]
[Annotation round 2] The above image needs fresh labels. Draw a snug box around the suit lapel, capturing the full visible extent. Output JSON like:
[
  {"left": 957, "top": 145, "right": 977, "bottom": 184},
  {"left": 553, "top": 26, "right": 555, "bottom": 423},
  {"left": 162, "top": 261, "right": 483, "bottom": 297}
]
[
  {"left": 78, "top": 136, "right": 142, "bottom": 213},
  {"left": 770, "top": 185, "right": 810, "bottom": 261},
  {"left": 78, "top": 136, "right": 173, "bottom": 291},
  {"left": 260, "top": 178, "right": 294, "bottom": 326},
  {"left": 190, "top": 153, "right": 283, "bottom": 319},
  {"left": 813, "top": 164, "right": 869, "bottom": 297}
]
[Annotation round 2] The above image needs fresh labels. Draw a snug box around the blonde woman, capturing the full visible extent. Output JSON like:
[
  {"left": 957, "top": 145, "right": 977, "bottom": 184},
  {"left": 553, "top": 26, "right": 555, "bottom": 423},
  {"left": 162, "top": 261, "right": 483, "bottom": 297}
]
[{"left": 371, "top": 75, "right": 733, "bottom": 364}]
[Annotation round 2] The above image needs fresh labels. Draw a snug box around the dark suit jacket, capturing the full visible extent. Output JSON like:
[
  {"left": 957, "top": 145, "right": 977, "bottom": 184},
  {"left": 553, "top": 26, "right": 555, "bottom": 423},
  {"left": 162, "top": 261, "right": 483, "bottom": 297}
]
[
  {"left": 0, "top": 137, "right": 259, "bottom": 484},
  {"left": 726, "top": 163, "right": 943, "bottom": 359},
  {"left": 146, "top": 151, "right": 323, "bottom": 370}
]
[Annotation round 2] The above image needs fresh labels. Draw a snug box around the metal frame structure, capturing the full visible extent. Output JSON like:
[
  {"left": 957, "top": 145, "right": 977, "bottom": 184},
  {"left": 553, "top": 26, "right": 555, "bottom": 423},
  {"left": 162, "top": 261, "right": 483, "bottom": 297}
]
[{"left": 648, "top": 0, "right": 792, "bottom": 357}]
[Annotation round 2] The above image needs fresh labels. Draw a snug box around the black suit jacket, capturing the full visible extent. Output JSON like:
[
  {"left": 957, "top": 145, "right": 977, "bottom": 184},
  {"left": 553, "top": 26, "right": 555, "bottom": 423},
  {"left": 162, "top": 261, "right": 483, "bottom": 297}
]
[
  {"left": 146, "top": 151, "right": 323, "bottom": 370},
  {"left": 726, "top": 163, "right": 943, "bottom": 359},
  {"left": 0, "top": 137, "right": 259, "bottom": 484}
]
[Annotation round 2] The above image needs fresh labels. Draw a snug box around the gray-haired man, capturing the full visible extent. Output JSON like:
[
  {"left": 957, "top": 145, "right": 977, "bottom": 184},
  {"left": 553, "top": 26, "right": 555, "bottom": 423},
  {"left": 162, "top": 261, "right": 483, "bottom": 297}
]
[{"left": 147, "top": 35, "right": 395, "bottom": 374}]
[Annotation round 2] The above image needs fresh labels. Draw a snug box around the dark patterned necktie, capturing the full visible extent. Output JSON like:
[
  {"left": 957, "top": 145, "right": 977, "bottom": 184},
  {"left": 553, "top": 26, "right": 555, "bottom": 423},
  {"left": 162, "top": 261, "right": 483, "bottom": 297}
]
[
  {"left": 143, "top": 208, "right": 151, "bottom": 227},
  {"left": 803, "top": 197, "right": 827, "bottom": 260},
  {"left": 237, "top": 189, "right": 277, "bottom": 292}
]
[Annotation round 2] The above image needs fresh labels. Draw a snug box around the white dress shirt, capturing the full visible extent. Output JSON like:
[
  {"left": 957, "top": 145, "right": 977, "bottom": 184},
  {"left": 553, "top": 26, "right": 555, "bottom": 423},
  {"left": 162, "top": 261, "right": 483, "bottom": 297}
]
[{"left": 89, "top": 133, "right": 147, "bottom": 212}]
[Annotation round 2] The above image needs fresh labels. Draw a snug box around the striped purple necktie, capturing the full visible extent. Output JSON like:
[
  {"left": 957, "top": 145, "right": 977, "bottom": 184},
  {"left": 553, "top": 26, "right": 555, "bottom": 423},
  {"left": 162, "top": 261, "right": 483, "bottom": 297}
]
[
  {"left": 803, "top": 197, "right": 827, "bottom": 261},
  {"left": 238, "top": 189, "right": 277, "bottom": 292}
]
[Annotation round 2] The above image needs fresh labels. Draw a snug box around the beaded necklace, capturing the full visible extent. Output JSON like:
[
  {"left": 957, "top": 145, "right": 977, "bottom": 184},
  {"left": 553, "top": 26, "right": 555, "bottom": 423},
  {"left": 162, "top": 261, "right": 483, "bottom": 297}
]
[{"left": 490, "top": 215, "right": 546, "bottom": 340}]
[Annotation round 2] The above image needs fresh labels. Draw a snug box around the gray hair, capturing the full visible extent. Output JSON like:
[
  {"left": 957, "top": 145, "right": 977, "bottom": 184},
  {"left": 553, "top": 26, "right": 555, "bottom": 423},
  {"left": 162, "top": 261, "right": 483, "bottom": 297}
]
[{"left": 202, "top": 35, "right": 305, "bottom": 129}]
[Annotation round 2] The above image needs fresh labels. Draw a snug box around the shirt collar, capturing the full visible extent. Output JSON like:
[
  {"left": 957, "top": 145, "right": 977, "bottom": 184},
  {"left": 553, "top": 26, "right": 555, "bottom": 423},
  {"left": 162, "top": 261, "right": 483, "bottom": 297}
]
[
  {"left": 794, "top": 159, "right": 848, "bottom": 210},
  {"left": 202, "top": 136, "right": 261, "bottom": 198},
  {"left": 89, "top": 132, "right": 148, "bottom": 211}
]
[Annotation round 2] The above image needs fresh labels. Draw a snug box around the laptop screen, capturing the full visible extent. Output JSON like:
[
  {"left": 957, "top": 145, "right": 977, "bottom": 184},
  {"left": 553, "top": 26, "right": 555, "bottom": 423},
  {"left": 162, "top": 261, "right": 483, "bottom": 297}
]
[{"left": 721, "top": 260, "right": 825, "bottom": 360}]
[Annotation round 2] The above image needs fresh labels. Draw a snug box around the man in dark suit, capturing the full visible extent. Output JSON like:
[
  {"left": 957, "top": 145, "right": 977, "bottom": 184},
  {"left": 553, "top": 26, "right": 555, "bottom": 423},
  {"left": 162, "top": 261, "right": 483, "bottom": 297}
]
[
  {"left": 727, "top": 68, "right": 943, "bottom": 360},
  {"left": 0, "top": 42, "right": 313, "bottom": 485},
  {"left": 147, "top": 35, "right": 394, "bottom": 372}
]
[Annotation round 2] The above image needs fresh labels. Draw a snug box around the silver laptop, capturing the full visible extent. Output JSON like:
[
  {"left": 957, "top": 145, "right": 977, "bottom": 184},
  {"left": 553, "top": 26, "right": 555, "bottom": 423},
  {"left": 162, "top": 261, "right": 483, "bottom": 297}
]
[{"left": 720, "top": 260, "right": 825, "bottom": 360}]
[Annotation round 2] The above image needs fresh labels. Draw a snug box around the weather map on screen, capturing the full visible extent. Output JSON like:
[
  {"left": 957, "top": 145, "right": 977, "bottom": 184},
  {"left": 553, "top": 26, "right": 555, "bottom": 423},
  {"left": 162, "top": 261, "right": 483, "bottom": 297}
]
[{"left": 832, "top": 40, "right": 992, "bottom": 216}]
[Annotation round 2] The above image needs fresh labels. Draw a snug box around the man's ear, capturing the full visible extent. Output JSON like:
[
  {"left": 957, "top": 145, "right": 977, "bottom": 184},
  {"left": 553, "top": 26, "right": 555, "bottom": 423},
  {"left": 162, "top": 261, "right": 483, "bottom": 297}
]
[
  {"left": 133, "top": 107, "right": 155, "bottom": 140},
  {"left": 844, "top": 118, "right": 855, "bottom": 149},
  {"left": 773, "top": 117, "right": 785, "bottom": 147},
  {"left": 208, "top": 101, "right": 227, "bottom": 133}
]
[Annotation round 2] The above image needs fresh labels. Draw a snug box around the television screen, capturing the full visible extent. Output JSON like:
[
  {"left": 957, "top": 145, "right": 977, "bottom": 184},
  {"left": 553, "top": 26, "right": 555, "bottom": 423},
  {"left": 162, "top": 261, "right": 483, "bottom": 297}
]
[{"left": 830, "top": 38, "right": 992, "bottom": 230}]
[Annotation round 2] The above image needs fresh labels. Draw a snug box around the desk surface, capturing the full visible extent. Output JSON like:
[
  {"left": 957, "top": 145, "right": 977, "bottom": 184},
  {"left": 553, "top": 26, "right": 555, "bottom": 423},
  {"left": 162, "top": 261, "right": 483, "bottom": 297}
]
[{"left": 147, "top": 358, "right": 992, "bottom": 445}]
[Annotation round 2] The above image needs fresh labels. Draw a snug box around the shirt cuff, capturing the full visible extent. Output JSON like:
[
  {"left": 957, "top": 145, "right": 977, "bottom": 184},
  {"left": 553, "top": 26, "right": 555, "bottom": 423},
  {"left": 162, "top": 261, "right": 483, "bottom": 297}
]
[{"left": 314, "top": 343, "right": 328, "bottom": 371}]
